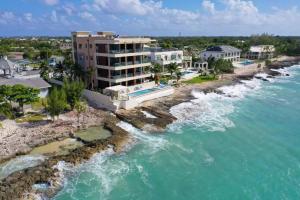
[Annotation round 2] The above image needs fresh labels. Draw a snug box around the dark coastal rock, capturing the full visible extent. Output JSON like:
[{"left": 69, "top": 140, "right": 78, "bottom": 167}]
[{"left": 116, "top": 107, "right": 176, "bottom": 132}]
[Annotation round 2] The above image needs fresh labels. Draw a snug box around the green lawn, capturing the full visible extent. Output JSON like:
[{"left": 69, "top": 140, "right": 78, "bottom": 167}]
[
  {"left": 16, "top": 113, "right": 46, "bottom": 123},
  {"left": 183, "top": 75, "right": 217, "bottom": 84},
  {"left": 0, "top": 122, "right": 3, "bottom": 129},
  {"left": 31, "top": 98, "right": 46, "bottom": 111}
]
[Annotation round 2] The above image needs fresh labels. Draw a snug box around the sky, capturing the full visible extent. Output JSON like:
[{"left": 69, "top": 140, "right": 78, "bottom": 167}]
[{"left": 0, "top": 0, "right": 300, "bottom": 36}]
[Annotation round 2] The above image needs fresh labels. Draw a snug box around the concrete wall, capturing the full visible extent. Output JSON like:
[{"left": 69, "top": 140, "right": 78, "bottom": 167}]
[
  {"left": 119, "top": 87, "right": 174, "bottom": 110},
  {"left": 126, "top": 81, "right": 155, "bottom": 93},
  {"left": 83, "top": 89, "right": 118, "bottom": 111}
]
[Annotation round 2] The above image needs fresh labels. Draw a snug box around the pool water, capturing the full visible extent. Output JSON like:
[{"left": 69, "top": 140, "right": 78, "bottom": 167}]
[
  {"left": 241, "top": 60, "right": 254, "bottom": 65},
  {"left": 128, "top": 85, "right": 166, "bottom": 97}
]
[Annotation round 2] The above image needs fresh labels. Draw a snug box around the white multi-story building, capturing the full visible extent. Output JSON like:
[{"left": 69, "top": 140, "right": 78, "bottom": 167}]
[
  {"left": 245, "top": 45, "right": 275, "bottom": 60},
  {"left": 149, "top": 47, "right": 183, "bottom": 72},
  {"left": 200, "top": 45, "right": 241, "bottom": 62},
  {"left": 72, "top": 31, "right": 153, "bottom": 90}
]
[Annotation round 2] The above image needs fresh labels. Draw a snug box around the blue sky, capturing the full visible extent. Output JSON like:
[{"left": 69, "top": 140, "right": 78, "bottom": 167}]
[{"left": 0, "top": 0, "right": 300, "bottom": 36}]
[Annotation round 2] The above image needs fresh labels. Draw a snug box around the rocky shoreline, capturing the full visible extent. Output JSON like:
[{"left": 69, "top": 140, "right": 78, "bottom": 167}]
[
  {"left": 0, "top": 114, "right": 130, "bottom": 200},
  {"left": 0, "top": 56, "right": 299, "bottom": 199}
]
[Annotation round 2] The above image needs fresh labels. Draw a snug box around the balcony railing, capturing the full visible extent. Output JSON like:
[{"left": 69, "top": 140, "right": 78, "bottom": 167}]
[
  {"left": 112, "top": 62, "right": 126, "bottom": 67},
  {"left": 108, "top": 49, "right": 149, "bottom": 54},
  {"left": 110, "top": 73, "right": 148, "bottom": 79}
]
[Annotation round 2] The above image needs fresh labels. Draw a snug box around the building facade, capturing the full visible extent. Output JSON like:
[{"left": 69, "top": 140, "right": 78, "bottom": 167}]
[
  {"left": 72, "top": 31, "right": 153, "bottom": 90},
  {"left": 149, "top": 47, "right": 183, "bottom": 72},
  {"left": 200, "top": 45, "right": 241, "bottom": 62},
  {"left": 245, "top": 45, "right": 275, "bottom": 60}
]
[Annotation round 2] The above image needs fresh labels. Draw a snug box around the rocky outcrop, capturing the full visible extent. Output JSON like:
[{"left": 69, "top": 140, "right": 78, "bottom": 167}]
[
  {"left": 116, "top": 107, "right": 176, "bottom": 132},
  {"left": 0, "top": 114, "right": 129, "bottom": 200}
]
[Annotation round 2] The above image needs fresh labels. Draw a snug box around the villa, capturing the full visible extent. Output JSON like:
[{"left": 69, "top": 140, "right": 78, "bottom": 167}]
[
  {"left": 71, "top": 31, "right": 174, "bottom": 111},
  {"left": 200, "top": 45, "right": 241, "bottom": 62},
  {"left": 245, "top": 45, "right": 275, "bottom": 60},
  {"left": 182, "top": 56, "right": 193, "bottom": 70},
  {"left": 149, "top": 47, "right": 183, "bottom": 73},
  {"left": 0, "top": 56, "right": 51, "bottom": 97}
]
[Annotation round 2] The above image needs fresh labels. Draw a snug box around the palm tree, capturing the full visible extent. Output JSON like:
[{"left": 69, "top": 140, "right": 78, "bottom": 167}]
[
  {"left": 175, "top": 70, "right": 182, "bottom": 83},
  {"left": 151, "top": 63, "right": 162, "bottom": 85},
  {"left": 86, "top": 66, "right": 96, "bottom": 90},
  {"left": 167, "top": 63, "right": 178, "bottom": 77}
]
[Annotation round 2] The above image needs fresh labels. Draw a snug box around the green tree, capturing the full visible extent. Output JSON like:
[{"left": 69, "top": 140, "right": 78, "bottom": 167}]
[
  {"left": 47, "top": 87, "right": 67, "bottom": 121},
  {"left": 40, "top": 49, "right": 52, "bottom": 60},
  {"left": 62, "top": 79, "right": 85, "bottom": 109},
  {"left": 74, "top": 100, "right": 87, "bottom": 125},
  {"left": 175, "top": 70, "right": 182, "bottom": 83},
  {"left": 40, "top": 62, "right": 51, "bottom": 81},
  {"left": 151, "top": 63, "right": 162, "bottom": 84},
  {"left": 214, "top": 59, "right": 234, "bottom": 74},
  {"left": 0, "top": 94, "right": 13, "bottom": 119},
  {"left": 167, "top": 63, "right": 178, "bottom": 77},
  {"left": 10, "top": 85, "right": 40, "bottom": 114}
]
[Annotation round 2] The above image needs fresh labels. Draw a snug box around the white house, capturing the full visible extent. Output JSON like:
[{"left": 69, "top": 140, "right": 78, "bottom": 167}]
[
  {"left": 150, "top": 47, "right": 183, "bottom": 72},
  {"left": 200, "top": 45, "right": 241, "bottom": 62},
  {"left": 245, "top": 45, "right": 275, "bottom": 60},
  {"left": 0, "top": 56, "right": 51, "bottom": 98}
]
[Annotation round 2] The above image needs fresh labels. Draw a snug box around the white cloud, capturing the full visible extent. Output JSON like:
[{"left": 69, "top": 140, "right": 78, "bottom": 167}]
[
  {"left": 79, "top": 12, "right": 96, "bottom": 22},
  {"left": 1, "top": 0, "right": 300, "bottom": 36},
  {"left": 50, "top": 10, "right": 58, "bottom": 22},
  {"left": 44, "top": 0, "right": 59, "bottom": 6},
  {"left": 0, "top": 12, "right": 16, "bottom": 24},
  {"left": 92, "top": 0, "right": 160, "bottom": 16},
  {"left": 24, "top": 13, "right": 33, "bottom": 22},
  {"left": 202, "top": 0, "right": 215, "bottom": 14}
]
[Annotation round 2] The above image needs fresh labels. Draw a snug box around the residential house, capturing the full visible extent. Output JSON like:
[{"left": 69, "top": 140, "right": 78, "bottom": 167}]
[
  {"left": 0, "top": 56, "right": 51, "bottom": 97},
  {"left": 149, "top": 47, "right": 183, "bottom": 72},
  {"left": 245, "top": 45, "right": 275, "bottom": 60},
  {"left": 200, "top": 45, "right": 241, "bottom": 62}
]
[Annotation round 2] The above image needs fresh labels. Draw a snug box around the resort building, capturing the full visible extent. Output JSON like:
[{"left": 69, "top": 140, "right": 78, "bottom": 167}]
[
  {"left": 70, "top": 31, "right": 174, "bottom": 111},
  {"left": 0, "top": 56, "right": 51, "bottom": 97},
  {"left": 200, "top": 45, "right": 241, "bottom": 62},
  {"left": 149, "top": 47, "right": 183, "bottom": 72},
  {"left": 72, "top": 31, "right": 153, "bottom": 90},
  {"left": 245, "top": 45, "right": 275, "bottom": 60}
]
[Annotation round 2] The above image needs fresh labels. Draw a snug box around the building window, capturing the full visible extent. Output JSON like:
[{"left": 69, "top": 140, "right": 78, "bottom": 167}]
[
  {"left": 85, "top": 44, "right": 88, "bottom": 48},
  {"left": 90, "top": 44, "right": 92, "bottom": 48},
  {"left": 90, "top": 56, "right": 93, "bottom": 61},
  {"left": 78, "top": 44, "right": 82, "bottom": 49},
  {"left": 96, "top": 56, "right": 108, "bottom": 66}
]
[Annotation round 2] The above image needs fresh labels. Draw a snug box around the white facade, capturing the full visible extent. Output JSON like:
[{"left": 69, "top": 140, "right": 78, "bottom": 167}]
[
  {"left": 150, "top": 48, "right": 183, "bottom": 72},
  {"left": 246, "top": 45, "right": 275, "bottom": 60},
  {"left": 200, "top": 46, "right": 241, "bottom": 62}
]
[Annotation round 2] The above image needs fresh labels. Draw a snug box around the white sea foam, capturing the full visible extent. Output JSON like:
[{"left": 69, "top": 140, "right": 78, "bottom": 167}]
[
  {"left": 0, "top": 155, "right": 45, "bottom": 179},
  {"left": 117, "top": 121, "right": 168, "bottom": 153},
  {"left": 170, "top": 77, "right": 266, "bottom": 132},
  {"left": 141, "top": 110, "right": 157, "bottom": 119}
]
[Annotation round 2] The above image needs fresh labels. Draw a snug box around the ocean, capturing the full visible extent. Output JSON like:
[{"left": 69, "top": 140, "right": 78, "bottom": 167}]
[{"left": 53, "top": 65, "right": 300, "bottom": 200}]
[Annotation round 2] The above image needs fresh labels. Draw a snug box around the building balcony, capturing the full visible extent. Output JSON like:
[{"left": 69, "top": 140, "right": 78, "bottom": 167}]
[{"left": 98, "top": 73, "right": 151, "bottom": 83}]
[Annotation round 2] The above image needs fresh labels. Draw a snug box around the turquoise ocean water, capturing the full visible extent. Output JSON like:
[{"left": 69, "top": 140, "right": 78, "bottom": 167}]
[{"left": 53, "top": 66, "right": 300, "bottom": 200}]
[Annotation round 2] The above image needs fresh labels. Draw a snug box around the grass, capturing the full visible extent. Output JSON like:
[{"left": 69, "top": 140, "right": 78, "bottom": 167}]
[
  {"left": 0, "top": 122, "right": 2, "bottom": 129},
  {"left": 31, "top": 98, "right": 46, "bottom": 111},
  {"left": 16, "top": 113, "right": 46, "bottom": 123},
  {"left": 183, "top": 75, "right": 217, "bottom": 84}
]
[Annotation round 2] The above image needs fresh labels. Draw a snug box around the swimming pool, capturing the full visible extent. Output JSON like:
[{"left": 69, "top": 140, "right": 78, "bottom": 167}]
[
  {"left": 128, "top": 85, "right": 166, "bottom": 97},
  {"left": 240, "top": 60, "right": 254, "bottom": 65}
]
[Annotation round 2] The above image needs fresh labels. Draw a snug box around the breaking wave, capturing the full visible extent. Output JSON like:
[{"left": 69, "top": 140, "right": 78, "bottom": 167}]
[{"left": 170, "top": 75, "right": 267, "bottom": 132}]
